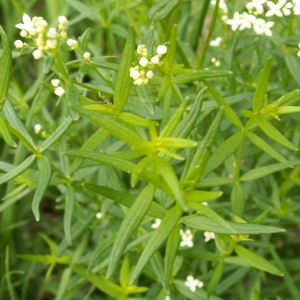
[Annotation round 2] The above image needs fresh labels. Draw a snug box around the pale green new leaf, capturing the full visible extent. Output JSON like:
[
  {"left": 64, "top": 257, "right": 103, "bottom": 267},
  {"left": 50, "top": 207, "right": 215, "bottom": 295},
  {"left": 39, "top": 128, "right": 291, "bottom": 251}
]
[
  {"left": 252, "top": 58, "right": 272, "bottom": 112},
  {"left": 234, "top": 244, "right": 283, "bottom": 276},
  {"left": 256, "top": 117, "right": 298, "bottom": 151},
  {"left": 0, "top": 26, "right": 12, "bottom": 111},
  {"left": 107, "top": 184, "right": 155, "bottom": 278},
  {"left": 32, "top": 155, "right": 52, "bottom": 221},
  {"left": 246, "top": 131, "right": 292, "bottom": 166},
  {"left": 0, "top": 117, "right": 16, "bottom": 147},
  {"left": 130, "top": 204, "right": 183, "bottom": 284}
]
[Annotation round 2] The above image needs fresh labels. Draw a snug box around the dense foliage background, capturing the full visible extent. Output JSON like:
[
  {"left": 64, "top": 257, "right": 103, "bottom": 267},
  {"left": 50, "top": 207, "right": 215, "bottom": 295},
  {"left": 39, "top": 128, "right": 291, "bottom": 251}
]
[{"left": 1, "top": 0, "right": 300, "bottom": 299}]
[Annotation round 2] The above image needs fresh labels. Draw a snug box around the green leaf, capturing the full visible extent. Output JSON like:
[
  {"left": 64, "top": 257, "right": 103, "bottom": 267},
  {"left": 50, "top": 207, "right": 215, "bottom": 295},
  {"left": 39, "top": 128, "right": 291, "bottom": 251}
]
[
  {"left": 207, "top": 260, "right": 224, "bottom": 298},
  {"left": 275, "top": 106, "right": 300, "bottom": 114},
  {"left": 230, "top": 183, "right": 244, "bottom": 217},
  {"left": 0, "top": 117, "right": 16, "bottom": 147},
  {"left": 160, "top": 99, "right": 189, "bottom": 138},
  {"left": 234, "top": 244, "right": 283, "bottom": 276},
  {"left": 172, "top": 87, "right": 205, "bottom": 138},
  {"left": 240, "top": 163, "right": 291, "bottom": 181},
  {"left": 70, "top": 104, "right": 143, "bottom": 147},
  {"left": 184, "top": 107, "right": 224, "bottom": 188},
  {"left": 73, "top": 265, "right": 124, "bottom": 298},
  {"left": 164, "top": 224, "right": 181, "bottom": 289},
  {"left": 119, "top": 112, "right": 153, "bottom": 127},
  {"left": 107, "top": 184, "right": 155, "bottom": 278},
  {"left": 204, "top": 132, "right": 244, "bottom": 176},
  {"left": 148, "top": 0, "right": 180, "bottom": 20},
  {"left": 252, "top": 58, "right": 272, "bottom": 112},
  {"left": 39, "top": 116, "right": 73, "bottom": 152},
  {"left": 82, "top": 183, "right": 168, "bottom": 219},
  {"left": 256, "top": 117, "right": 298, "bottom": 151},
  {"left": 205, "top": 80, "right": 243, "bottom": 129},
  {"left": 68, "top": 127, "right": 110, "bottom": 174},
  {"left": 3, "top": 100, "right": 36, "bottom": 151},
  {"left": 158, "top": 137, "right": 197, "bottom": 148},
  {"left": 154, "top": 157, "right": 187, "bottom": 209},
  {"left": 246, "top": 131, "right": 292, "bottom": 166},
  {"left": 32, "top": 155, "right": 52, "bottom": 221},
  {"left": 55, "top": 267, "right": 72, "bottom": 300},
  {"left": 0, "top": 155, "right": 36, "bottom": 185},
  {"left": 131, "top": 156, "right": 153, "bottom": 187},
  {"left": 65, "top": 84, "right": 80, "bottom": 120},
  {"left": 181, "top": 215, "right": 285, "bottom": 235},
  {"left": 0, "top": 26, "right": 12, "bottom": 111},
  {"left": 185, "top": 190, "right": 223, "bottom": 202},
  {"left": 114, "top": 26, "right": 135, "bottom": 112},
  {"left": 130, "top": 204, "right": 183, "bottom": 284},
  {"left": 285, "top": 53, "right": 300, "bottom": 87},
  {"left": 172, "top": 70, "right": 232, "bottom": 84},
  {"left": 64, "top": 186, "right": 75, "bottom": 245}
]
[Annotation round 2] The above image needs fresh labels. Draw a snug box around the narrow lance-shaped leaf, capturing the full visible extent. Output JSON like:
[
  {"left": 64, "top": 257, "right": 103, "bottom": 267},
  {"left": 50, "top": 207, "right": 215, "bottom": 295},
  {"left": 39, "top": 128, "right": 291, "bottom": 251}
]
[
  {"left": 107, "top": 184, "right": 155, "bottom": 278},
  {"left": 32, "top": 155, "right": 52, "bottom": 221},
  {"left": 114, "top": 26, "right": 135, "bottom": 112},
  {"left": 40, "top": 116, "right": 73, "bottom": 152},
  {"left": 64, "top": 186, "right": 75, "bottom": 245},
  {"left": 246, "top": 131, "right": 292, "bottom": 166},
  {"left": 184, "top": 107, "right": 224, "bottom": 188},
  {"left": 65, "top": 84, "right": 80, "bottom": 120},
  {"left": 130, "top": 204, "right": 183, "bottom": 284},
  {"left": 0, "top": 155, "right": 36, "bottom": 185},
  {"left": 70, "top": 104, "right": 143, "bottom": 147},
  {"left": 252, "top": 58, "right": 272, "bottom": 112},
  {"left": 256, "top": 117, "right": 298, "bottom": 151},
  {"left": 0, "top": 117, "right": 17, "bottom": 147},
  {"left": 231, "top": 182, "right": 245, "bottom": 218},
  {"left": 0, "top": 25, "right": 12, "bottom": 111},
  {"left": 164, "top": 224, "right": 181, "bottom": 290},
  {"left": 204, "top": 80, "right": 243, "bottom": 130},
  {"left": 207, "top": 260, "right": 224, "bottom": 299},
  {"left": 3, "top": 100, "right": 36, "bottom": 150},
  {"left": 234, "top": 244, "right": 283, "bottom": 276}
]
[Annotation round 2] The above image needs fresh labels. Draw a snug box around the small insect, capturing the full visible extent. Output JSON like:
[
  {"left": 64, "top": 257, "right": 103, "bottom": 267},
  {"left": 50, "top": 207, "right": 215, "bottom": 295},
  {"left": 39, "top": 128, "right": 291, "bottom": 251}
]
[{"left": 98, "top": 92, "right": 113, "bottom": 107}]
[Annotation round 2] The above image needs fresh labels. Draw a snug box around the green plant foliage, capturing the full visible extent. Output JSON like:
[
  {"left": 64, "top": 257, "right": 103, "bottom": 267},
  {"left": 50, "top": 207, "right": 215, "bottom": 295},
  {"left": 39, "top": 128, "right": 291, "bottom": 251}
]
[{"left": 1, "top": 0, "right": 300, "bottom": 299}]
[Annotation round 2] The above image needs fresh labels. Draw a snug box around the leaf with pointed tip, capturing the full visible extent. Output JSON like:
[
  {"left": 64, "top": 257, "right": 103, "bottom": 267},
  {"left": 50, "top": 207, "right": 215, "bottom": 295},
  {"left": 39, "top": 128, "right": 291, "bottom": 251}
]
[
  {"left": 0, "top": 117, "right": 16, "bottom": 147},
  {"left": 234, "top": 244, "right": 283, "bottom": 276},
  {"left": 65, "top": 84, "right": 80, "bottom": 120},
  {"left": 64, "top": 186, "right": 75, "bottom": 245},
  {"left": 32, "top": 156, "right": 52, "bottom": 221},
  {"left": 107, "top": 184, "right": 155, "bottom": 278}
]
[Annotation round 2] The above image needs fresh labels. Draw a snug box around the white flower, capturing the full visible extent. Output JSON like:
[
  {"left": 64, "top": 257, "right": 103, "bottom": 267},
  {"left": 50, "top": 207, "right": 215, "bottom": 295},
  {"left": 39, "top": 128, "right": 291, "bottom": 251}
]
[
  {"left": 14, "top": 40, "right": 24, "bottom": 49},
  {"left": 60, "top": 31, "right": 67, "bottom": 38},
  {"left": 47, "top": 27, "right": 57, "bottom": 39},
  {"left": 130, "top": 69, "right": 140, "bottom": 80},
  {"left": 83, "top": 52, "right": 91, "bottom": 60},
  {"left": 96, "top": 212, "right": 103, "bottom": 219},
  {"left": 66, "top": 39, "right": 78, "bottom": 49},
  {"left": 151, "top": 55, "right": 160, "bottom": 64},
  {"left": 54, "top": 87, "right": 65, "bottom": 97},
  {"left": 51, "top": 79, "right": 60, "bottom": 87},
  {"left": 226, "top": 12, "right": 245, "bottom": 31},
  {"left": 253, "top": 18, "right": 274, "bottom": 36},
  {"left": 184, "top": 276, "right": 204, "bottom": 292},
  {"left": 34, "top": 124, "right": 42, "bottom": 134},
  {"left": 146, "top": 70, "right": 154, "bottom": 79},
  {"left": 156, "top": 45, "right": 168, "bottom": 56},
  {"left": 210, "top": 37, "right": 222, "bottom": 47},
  {"left": 266, "top": 1, "right": 284, "bottom": 17},
  {"left": 204, "top": 231, "right": 215, "bottom": 242},
  {"left": 15, "top": 13, "right": 33, "bottom": 31},
  {"left": 46, "top": 39, "right": 57, "bottom": 49},
  {"left": 32, "top": 49, "right": 43, "bottom": 60},
  {"left": 134, "top": 78, "right": 144, "bottom": 85},
  {"left": 139, "top": 57, "right": 149, "bottom": 67},
  {"left": 58, "top": 16, "right": 68, "bottom": 25},
  {"left": 180, "top": 229, "right": 194, "bottom": 247},
  {"left": 246, "top": 0, "right": 266, "bottom": 15},
  {"left": 151, "top": 218, "right": 161, "bottom": 229}
]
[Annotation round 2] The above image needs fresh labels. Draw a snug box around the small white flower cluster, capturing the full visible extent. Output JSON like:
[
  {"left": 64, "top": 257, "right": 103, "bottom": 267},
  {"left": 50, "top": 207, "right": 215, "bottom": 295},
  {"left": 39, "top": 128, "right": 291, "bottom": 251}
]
[
  {"left": 96, "top": 212, "right": 103, "bottom": 219},
  {"left": 129, "top": 44, "right": 168, "bottom": 85},
  {"left": 246, "top": 0, "right": 300, "bottom": 17},
  {"left": 66, "top": 38, "right": 78, "bottom": 50},
  {"left": 184, "top": 275, "right": 204, "bottom": 292},
  {"left": 210, "top": 37, "right": 222, "bottom": 47},
  {"left": 51, "top": 79, "right": 65, "bottom": 97},
  {"left": 211, "top": 0, "right": 228, "bottom": 14},
  {"left": 226, "top": 12, "right": 274, "bottom": 36},
  {"left": 151, "top": 218, "right": 161, "bottom": 229},
  {"left": 180, "top": 229, "right": 194, "bottom": 247},
  {"left": 211, "top": 57, "right": 221, "bottom": 67},
  {"left": 204, "top": 231, "right": 215, "bottom": 242},
  {"left": 14, "top": 14, "right": 69, "bottom": 59},
  {"left": 297, "top": 43, "right": 300, "bottom": 57}
]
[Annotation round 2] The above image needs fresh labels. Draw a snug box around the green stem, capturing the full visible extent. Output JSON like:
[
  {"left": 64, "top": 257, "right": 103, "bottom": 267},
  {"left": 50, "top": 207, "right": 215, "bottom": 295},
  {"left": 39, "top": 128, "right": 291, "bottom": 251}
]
[{"left": 197, "top": 0, "right": 220, "bottom": 69}]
